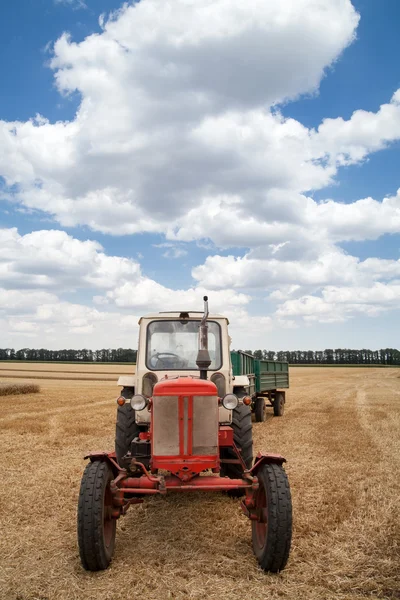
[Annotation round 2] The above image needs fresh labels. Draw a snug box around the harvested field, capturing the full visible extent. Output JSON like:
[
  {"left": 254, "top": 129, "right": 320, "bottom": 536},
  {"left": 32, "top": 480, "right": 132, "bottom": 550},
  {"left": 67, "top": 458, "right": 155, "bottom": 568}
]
[
  {"left": 0, "top": 366, "right": 399, "bottom": 600},
  {"left": 0, "top": 362, "right": 134, "bottom": 373},
  {"left": 0, "top": 362, "right": 135, "bottom": 381}
]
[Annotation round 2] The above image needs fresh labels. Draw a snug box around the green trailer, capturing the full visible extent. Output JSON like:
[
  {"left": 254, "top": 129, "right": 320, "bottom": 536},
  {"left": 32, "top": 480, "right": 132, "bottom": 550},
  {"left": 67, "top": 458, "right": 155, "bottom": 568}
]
[{"left": 231, "top": 350, "right": 289, "bottom": 421}]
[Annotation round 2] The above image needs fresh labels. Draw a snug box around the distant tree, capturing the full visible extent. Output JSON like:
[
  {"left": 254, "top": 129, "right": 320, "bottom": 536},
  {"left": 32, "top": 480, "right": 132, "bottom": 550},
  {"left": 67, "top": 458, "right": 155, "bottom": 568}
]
[
  {"left": 306, "top": 351, "right": 314, "bottom": 364},
  {"left": 324, "top": 349, "right": 334, "bottom": 364}
]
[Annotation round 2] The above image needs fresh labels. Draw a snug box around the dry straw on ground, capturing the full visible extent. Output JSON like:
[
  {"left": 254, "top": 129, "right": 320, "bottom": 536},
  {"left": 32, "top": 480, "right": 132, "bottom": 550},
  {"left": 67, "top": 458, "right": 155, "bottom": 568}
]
[
  {"left": 0, "top": 382, "right": 40, "bottom": 396},
  {"left": 0, "top": 366, "right": 399, "bottom": 600}
]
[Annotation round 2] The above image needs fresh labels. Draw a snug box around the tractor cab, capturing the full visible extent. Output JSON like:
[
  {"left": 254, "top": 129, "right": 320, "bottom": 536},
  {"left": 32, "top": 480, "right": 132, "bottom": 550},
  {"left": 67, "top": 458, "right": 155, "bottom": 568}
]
[{"left": 116, "top": 305, "right": 238, "bottom": 424}]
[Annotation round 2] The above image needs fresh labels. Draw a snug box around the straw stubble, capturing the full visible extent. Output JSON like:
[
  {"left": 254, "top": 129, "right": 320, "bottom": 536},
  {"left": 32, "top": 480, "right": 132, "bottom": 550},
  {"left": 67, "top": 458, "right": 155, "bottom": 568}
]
[{"left": 0, "top": 366, "right": 398, "bottom": 600}]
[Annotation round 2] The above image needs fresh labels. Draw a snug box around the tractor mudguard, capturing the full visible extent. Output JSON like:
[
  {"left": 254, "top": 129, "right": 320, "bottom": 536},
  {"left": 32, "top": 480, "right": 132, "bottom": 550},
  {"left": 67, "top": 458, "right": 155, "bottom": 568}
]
[
  {"left": 233, "top": 375, "right": 250, "bottom": 388},
  {"left": 250, "top": 451, "right": 286, "bottom": 475},
  {"left": 84, "top": 451, "right": 123, "bottom": 476},
  {"left": 117, "top": 376, "right": 135, "bottom": 387}
]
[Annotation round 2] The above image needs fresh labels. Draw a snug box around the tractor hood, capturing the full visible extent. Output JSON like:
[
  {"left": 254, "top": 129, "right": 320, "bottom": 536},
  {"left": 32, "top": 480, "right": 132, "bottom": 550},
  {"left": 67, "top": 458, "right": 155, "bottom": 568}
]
[{"left": 153, "top": 376, "right": 217, "bottom": 397}]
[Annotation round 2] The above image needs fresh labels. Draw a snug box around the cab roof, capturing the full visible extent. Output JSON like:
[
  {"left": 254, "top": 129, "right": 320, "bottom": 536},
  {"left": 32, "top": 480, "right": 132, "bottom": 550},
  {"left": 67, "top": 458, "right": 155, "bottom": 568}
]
[{"left": 139, "top": 311, "right": 229, "bottom": 324}]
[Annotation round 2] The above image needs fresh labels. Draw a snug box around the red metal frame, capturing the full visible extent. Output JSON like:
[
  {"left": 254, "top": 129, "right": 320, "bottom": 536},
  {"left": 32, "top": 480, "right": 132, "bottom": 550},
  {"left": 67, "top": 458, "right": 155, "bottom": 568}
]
[
  {"left": 85, "top": 448, "right": 286, "bottom": 523},
  {"left": 84, "top": 376, "right": 287, "bottom": 524},
  {"left": 218, "top": 426, "right": 233, "bottom": 446}
]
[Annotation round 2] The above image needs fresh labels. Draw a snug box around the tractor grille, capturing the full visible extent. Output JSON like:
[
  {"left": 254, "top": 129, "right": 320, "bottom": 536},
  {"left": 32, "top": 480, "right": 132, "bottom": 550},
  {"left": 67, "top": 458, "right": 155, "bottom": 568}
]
[
  {"left": 152, "top": 395, "right": 218, "bottom": 456},
  {"left": 153, "top": 396, "right": 180, "bottom": 455}
]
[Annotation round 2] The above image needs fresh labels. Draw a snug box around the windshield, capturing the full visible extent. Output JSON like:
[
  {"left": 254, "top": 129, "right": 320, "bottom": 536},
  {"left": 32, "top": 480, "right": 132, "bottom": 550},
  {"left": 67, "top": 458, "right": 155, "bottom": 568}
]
[{"left": 146, "top": 320, "right": 222, "bottom": 371}]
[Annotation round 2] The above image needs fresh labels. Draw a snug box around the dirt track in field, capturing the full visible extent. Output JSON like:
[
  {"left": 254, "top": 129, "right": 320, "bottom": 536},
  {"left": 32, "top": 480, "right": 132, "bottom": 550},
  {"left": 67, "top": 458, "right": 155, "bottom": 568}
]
[{"left": 0, "top": 367, "right": 399, "bottom": 600}]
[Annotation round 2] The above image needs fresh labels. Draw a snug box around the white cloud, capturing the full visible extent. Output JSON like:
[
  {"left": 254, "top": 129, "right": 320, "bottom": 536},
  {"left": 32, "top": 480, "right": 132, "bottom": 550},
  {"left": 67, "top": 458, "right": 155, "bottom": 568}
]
[
  {"left": 0, "top": 228, "right": 140, "bottom": 290},
  {"left": 0, "top": 227, "right": 258, "bottom": 348},
  {"left": 1, "top": 1, "right": 400, "bottom": 346},
  {"left": 309, "top": 189, "right": 400, "bottom": 242},
  {"left": 191, "top": 245, "right": 400, "bottom": 325},
  {"left": 0, "top": 289, "right": 58, "bottom": 313},
  {"left": 54, "top": 0, "right": 87, "bottom": 10},
  {"left": 153, "top": 242, "right": 188, "bottom": 259},
  {"left": 1, "top": 0, "right": 398, "bottom": 258},
  {"left": 0, "top": 0, "right": 361, "bottom": 240},
  {"left": 4, "top": 301, "right": 141, "bottom": 348},
  {"left": 162, "top": 248, "right": 187, "bottom": 259},
  {"left": 192, "top": 249, "right": 364, "bottom": 290},
  {"left": 276, "top": 283, "right": 400, "bottom": 323},
  {"left": 313, "top": 90, "right": 400, "bottom": 165},
  {"left": 9, "top": 321, "right": 39, "bottom": 333},
  {"left": 105, "top": 279, "right": 249, "bottom": 313}
]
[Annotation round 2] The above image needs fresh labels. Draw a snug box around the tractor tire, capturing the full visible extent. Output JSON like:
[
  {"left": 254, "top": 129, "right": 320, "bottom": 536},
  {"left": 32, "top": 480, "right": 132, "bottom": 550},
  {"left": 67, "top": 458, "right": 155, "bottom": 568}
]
[
  {"left": 115, "top": 387, "right": 141, "bottom": 467},
  {"left": 77, "top": 460, "right": 117, "bottom": 571},
  {"left": 273, "top": 392, "right": 285, "bottom": 417},
  {"left": 254, "top": 397, "right": 266, "bottom": 422},
  {"left": 251, "top": 463, "right": 292, "bottom": 572},
  {"left": 220, "top": 404, "right": 253, "bottom": 487}
]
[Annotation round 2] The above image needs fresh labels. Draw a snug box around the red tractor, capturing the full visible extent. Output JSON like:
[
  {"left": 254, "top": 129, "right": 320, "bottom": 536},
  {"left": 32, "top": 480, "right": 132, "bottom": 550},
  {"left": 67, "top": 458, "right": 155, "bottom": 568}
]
[{"left": 77, "top": 297, "right": 292, "bottom": 572}]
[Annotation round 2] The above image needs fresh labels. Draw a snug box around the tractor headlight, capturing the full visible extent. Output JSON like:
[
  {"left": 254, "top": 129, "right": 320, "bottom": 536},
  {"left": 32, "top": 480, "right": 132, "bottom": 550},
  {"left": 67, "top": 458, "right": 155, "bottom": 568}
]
[
  {"left": 130, "top": 395, "right": 148, "bottom": 411},
  {"left": 222, "top": 393, "right": 238, "bottom": 410}
]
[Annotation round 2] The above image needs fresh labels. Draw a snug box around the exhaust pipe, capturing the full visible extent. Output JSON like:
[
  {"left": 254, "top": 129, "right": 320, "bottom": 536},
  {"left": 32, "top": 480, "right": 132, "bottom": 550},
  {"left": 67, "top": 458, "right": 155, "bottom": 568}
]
[{"left": 196, "top": 296, "right": 211, "bottom": 380}]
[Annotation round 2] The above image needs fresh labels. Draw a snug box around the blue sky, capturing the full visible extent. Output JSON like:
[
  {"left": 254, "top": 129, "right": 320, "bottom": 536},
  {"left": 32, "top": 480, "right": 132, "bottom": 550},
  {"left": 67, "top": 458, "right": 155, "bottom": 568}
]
[{"left": 1, "top": 0, "right": 400, "bottom": 350}]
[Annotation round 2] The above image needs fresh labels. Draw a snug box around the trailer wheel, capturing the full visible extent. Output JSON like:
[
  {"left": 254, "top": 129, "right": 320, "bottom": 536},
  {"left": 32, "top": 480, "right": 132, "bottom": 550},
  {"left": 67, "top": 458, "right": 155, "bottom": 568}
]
[
  {"left": 273, "top": 392, "right": 284, "bottom": 417},
  {"left": 254, "top": 397, "right": 266, "bottom": 422},
  {"left": 252, "top": 463, "right": 292, "bottom": 572},
  {"left": 220, "top": 405, "right": 253, "bottom": 496},
  {"left": 77, "top": 460, "right": 117, "bottom": 571},
  {"left": 115, "top": 387, "right": 141, "bottom": 466}
]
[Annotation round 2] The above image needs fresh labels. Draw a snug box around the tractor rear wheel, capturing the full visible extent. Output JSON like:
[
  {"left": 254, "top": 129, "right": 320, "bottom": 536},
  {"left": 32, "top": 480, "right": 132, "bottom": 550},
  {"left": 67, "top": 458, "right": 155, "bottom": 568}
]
[
  {"left": 77, "top": 460, "right": 117, "bottom": 571},
  {"left": 115, "top": 387, "right": 141, "bottom": 466},
  {"left": 220, "top": 404, "right": 253, "bottom": 491},
  {"left": 273, "top": 392, "right": 284, "bottom": 417},
  {"left": 254, "top": 397, "right": 266, "bottom": 422},
  {"left": 252, "top": 463, "right": 292, "bottom": 572}
]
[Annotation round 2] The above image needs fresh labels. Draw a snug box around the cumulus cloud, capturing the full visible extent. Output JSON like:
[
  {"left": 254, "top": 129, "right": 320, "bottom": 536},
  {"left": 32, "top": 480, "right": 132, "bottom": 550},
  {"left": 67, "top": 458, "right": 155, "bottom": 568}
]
[
  {"left": 193, "top": 247, "right": 400, "bottom": 292},
  {"left": 275, "top": 283, "right": 400, "bottom": 323},
  {"left": 1, "top": 0, "right": 400, "bottom": 344},
  {"left": 0, "top": 227, "right": 256, "bottom": 348},
  {"left": 192, "top": 244, "right": 400, "bottom": 324},
  {"left": 0, "top": 0, "right": 362, "bottom": 240},
  {"left": 0, "top": 289, "right": 58, "bottom": 313},
  {"left": 1, "top": 0, "right": 398, "bottom": 255},
  {"left": 0, "top": 228, "right": 140, "bottom": 290}
]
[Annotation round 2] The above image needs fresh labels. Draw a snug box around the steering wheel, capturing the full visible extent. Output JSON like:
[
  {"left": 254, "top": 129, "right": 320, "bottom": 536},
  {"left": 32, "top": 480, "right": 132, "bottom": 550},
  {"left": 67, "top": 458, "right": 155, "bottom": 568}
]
[{"left": 150, "top": 352, "right": 181, "bottom": 368}]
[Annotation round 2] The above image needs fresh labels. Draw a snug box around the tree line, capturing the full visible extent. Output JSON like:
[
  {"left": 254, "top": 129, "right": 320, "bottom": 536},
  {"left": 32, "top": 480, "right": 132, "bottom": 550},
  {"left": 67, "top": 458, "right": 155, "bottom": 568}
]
[
  {"left": 1, "top": 347, "right": 399, "bottom": 365},
  {"left": 0, "top": 348, "right": 137, "bottom": 362},
  {"left": 239, "top": 348, "right": 400, "bottom": 365}
]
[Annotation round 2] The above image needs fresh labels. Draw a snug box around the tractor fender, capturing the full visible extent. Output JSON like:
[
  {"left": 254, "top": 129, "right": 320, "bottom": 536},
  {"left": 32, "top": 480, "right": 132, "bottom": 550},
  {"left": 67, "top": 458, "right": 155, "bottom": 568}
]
[
  {"left": 84, "top": 451, "right": 123, "bottom": 476},
  {"left": 117, "top": 376, "right": 135, "bottom": 387},
  {"left": 233, "top": 375, "right": 250, "bottom": 388},
  {"left": 250, "top": 451, "right": 286, "bottom": 475}
]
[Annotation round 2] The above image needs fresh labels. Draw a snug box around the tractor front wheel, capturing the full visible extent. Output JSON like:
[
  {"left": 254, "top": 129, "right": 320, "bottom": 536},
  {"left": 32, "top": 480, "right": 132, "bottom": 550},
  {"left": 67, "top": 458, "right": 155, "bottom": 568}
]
[
  {"left": 220, "top": 404, "right": 253, "bottom": 497},
  {"left": 252, "top": 463, "right": 292, "bottom": 572},
  {"left": 77, "top": 460, "right": 117, "bottom": 571},
  {"left": 115, "top": 387, "right": 141, "bottom": 466}
]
